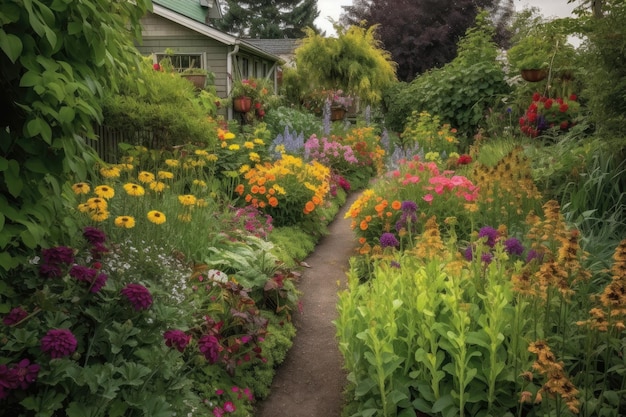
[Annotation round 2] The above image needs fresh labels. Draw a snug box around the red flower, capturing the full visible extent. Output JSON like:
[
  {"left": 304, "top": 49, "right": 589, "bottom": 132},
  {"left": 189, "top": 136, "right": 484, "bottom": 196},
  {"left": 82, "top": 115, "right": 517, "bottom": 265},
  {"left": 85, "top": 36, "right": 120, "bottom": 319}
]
[
  {"left": 569, "top": 94, "right": 577, "bottom": 101},
  {"left": 532, "top": 92, "right": 541, "bottom": 101},
  {"left": 457, "top": 154, "right": 472, "bottom": 165},
  {"left": 543, "top": 99, "right": 554, "bottom": 109},
  {"left": 559, "top": 103, "right": 569, "bottom": 113},
  {"left": 153, "top": 63, "right": 161, "bottom": 71}
]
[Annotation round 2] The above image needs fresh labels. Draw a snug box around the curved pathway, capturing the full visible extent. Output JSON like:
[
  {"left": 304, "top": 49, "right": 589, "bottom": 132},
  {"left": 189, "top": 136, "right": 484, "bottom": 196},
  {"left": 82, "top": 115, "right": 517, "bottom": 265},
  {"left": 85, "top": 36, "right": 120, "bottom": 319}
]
[{"left": 254, "top": 192, "right": 361, "bottom": 417}]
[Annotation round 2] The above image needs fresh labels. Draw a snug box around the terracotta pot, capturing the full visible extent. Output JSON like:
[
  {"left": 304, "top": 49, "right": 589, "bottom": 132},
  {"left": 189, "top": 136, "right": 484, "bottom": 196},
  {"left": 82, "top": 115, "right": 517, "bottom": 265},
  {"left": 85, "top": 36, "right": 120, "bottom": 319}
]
[
  {"left": 330, "top": 107, "right": 346, "bottom": 121},
  {"left": 521, "top": 69, "right": 547, "bottom": 82},
  {"left": 233, "top": 96, "right": 252, "bottom": 113},
  {"left": 181, "top": 74, "right": 207, "bottom": 89}
]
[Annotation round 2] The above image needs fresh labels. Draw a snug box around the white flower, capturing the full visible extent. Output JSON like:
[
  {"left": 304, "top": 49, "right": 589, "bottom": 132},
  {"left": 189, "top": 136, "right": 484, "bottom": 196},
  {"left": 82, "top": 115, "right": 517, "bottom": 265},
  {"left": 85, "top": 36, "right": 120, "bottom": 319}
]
[{"left": 207, "top": 269, "right": 228, "bottom": 283}]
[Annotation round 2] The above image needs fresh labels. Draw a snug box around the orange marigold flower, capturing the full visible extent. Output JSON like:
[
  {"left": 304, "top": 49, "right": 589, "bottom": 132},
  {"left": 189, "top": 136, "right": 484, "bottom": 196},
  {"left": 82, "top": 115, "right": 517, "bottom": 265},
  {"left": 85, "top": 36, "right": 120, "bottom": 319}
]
[
  {"left": 235, "top": 184, "right": 244, "bottom": 195},
  {"left": 268, "top": 196, "right": 278, "bottom": 207},
  {"left": 305, "top": 201, "right": 315, "bottom": 213},
  {"left": 360, "top": 220, "right": 368, "bottom": 231},
  {"left": 391, "top": 200, "right": 401, "bottom": 210}
]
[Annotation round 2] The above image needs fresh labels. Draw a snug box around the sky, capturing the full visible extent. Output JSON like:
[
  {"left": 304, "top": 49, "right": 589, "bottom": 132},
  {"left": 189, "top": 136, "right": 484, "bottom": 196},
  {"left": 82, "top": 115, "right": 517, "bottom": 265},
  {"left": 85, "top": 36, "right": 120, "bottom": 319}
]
[{"left": 314, "top": 0, "right": 578, "bottom": 36}]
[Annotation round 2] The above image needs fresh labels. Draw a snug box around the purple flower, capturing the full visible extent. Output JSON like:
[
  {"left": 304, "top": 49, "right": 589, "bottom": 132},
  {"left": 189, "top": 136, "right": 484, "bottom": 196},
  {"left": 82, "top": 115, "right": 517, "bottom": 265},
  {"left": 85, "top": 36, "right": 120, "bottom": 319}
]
[
  {"left": 164, "top": 329, "right": 192, "bottom": 352},
  {"left": 39, "top": 263, "right": 63, "bottom": 278},
  {"left": 41, "top": 246, "right": 75, "bottom": 266},
  {"left": 213, "top": 407, "right": 225, "bottom": 417},
  {"left": 390, "top": 260, "right": 401, "bottom": 269},
  {"left": 401, "top": 200, "right": 418, "bottom": 213},
  {"left": 3, "top": 307, "right": 28, "bottom": 326},
  {"left": 481, "top": 252, "right": 494, "bottom": 264},
  {"left": 91, "top": 273, "right": 108, "bottom": 293},
  {"left": 8, "top": 359, "right": 40, "bottom": 390},
  {"left": 69, "top": 265, "right": 97, "bottom": 283},
  {"left": 121, "top": 283, "right": 153, "bottom": 311},
  {"left": 41, "top": 328, "right": 77, "bottom": 358},
  {"left": 223, "top": 401, "right": 236, "bottom": 413},
  {"left": 198, "top": 334, "right": 222, "bottom": 364},
  {"left": 379, "top": 232, "right": 399, "bottom": 248},
  {"left": 478, "top": 226, "right": 499, "bottom": 247},
  {"left": 464, "top": 246, "right": 474, "bottom": 261},
  {"left": 83, "top": 226, "right": 106, "bottom": 245},
  {"left": 504, "top": 237, "right": 524, "bottom": 256},
  {"left": 526, "top": 249, "right": 543, "bottom": 263}
]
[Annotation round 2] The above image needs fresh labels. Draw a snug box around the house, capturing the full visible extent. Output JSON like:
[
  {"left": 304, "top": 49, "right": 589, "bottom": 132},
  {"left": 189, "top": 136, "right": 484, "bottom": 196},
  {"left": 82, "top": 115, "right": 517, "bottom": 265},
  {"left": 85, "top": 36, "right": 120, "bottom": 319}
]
[{"left": 136, "top": 0, "right": 283, "bottom": 118}]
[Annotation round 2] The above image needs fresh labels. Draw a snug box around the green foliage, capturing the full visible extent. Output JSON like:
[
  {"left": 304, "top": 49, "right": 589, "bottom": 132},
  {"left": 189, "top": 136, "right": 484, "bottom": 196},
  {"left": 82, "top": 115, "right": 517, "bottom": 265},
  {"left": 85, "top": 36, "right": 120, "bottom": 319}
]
[
  {"left": 269, "top": 226, "right": 318, "bottom": 267},
  {"left": 383, "top": 13, "right": 510, "bottom": 139},
  {"left": 294, "top": 25, "right": 397, "bottom": 104},
  {"left": 400, "top": 111, "right": 460, "bottom": 155},
  {"left": 264, "top": 106, "right": 323, "bottom": 140},
  {"left": 0, "top": 0, "right": 150, "bottom": 275}
]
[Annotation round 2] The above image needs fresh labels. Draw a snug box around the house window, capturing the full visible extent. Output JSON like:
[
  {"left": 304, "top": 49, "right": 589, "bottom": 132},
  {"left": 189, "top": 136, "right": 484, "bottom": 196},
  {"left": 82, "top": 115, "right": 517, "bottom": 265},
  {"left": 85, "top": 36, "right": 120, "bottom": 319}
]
[
  {"left": 241, "top": 57, "right": 249, "bottom": 78},
  {"left": 155, "top": 53, "right": 203, "bottom": 72}
]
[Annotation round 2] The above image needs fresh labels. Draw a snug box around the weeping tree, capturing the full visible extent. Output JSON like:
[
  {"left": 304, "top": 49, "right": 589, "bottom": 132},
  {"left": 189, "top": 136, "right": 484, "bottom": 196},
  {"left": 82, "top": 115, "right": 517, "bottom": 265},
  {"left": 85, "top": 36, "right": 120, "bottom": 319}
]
[{"left": 292, "top": 24, "right": 397, "bottom": 104}]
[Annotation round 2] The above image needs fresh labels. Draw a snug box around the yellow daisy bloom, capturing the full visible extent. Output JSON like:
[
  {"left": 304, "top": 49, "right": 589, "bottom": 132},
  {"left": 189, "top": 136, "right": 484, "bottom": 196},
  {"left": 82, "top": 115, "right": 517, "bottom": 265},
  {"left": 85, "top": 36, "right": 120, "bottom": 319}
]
[
  {"left": 195, "top": 149, "right": 209, "bottom": 156},
  {"left": 178, "top": 194, "right": 197, "bottom": 206},
  {"left": 149, "top": 181, "right": 167, "bottom": 192},
  {"left": 205, "top": 154, "right": 218, "bottom": 162},
  {"left": 192, "top": 179, "right": 207, "bottom": 187},
  {"left": 138, "top": 171, "right": 155, "bottom": 183},
  {"left": 123, "top": 183, "right": 145, "bottom": 197},
  {"left": 244, "top": 141, "right": 254, "bottom": 149},
  {"left": 94, "top": 185, "right": 115, "bottom": 199},
  {"left": 224, "top": 132, "right": 235, "bottom": 140},
  {"left": 100, "top": 166, "right": 121, "bottom": 178},
  {"left": 249, "top": 152, "right": 260, "bottom": 162},
  {"left": 158, "top": 171, "right": 174, "bottom": 180},
  {"left": 253, "top": 138, "right": 264, "bottom": 145},
  {"left": 147, "top": 210, "right": 166, "bottom": 225},
  {"left": 196, "top": 198, "right": 208, "bottom": 207},
  {"left": 228, "top": 144, "right": 240, "bottom": 151},
  {"left": 91, "top": 210, "right": 109, "bottom": 222},
  {"left": 165, "top": 159, "right": 180, "bottom": 167},
  {"left": 86, "top": 197, "right": 108, "bottom": 211},
  {"left": 114, "top": 216, "right": 136, "bottom": 229},
  {"left": 72, "top": 182, "right": 91, "bottom": 195},
  {"left": 77, "top": 203, "right": 90, "bottom": 213}
]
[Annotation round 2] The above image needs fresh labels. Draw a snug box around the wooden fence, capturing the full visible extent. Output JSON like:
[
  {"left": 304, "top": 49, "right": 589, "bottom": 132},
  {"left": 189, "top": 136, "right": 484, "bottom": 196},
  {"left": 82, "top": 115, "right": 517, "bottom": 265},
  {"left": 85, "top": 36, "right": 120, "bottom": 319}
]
[{"left": 85, "top": 125, "right": 170, "bottom": 163}]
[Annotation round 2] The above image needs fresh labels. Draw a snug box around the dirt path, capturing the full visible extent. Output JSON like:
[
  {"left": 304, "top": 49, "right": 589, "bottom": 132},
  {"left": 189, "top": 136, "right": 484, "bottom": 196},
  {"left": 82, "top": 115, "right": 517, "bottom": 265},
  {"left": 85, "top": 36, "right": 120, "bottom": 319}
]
[{"left": 254, "top": 192, "right": 361, "bottom": 417}]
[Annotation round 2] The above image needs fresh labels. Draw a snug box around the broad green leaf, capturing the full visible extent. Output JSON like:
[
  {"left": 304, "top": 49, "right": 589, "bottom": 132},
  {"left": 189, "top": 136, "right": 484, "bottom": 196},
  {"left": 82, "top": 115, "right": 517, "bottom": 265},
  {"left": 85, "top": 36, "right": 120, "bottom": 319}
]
[
  {"left": 58, "top": 106, "right": 75, "bottom": 124},
  {"left": 0, "top": 30, "right": 23, "bottom": 63},
  {"left": 5, "top": 159, "right": 23, "bottom": 197},
  {"left": 432, "top": 393, "right": 455, "bottom": 413},
  {"left": 0, "top": 156, "right": 8, "bottom": 171}
]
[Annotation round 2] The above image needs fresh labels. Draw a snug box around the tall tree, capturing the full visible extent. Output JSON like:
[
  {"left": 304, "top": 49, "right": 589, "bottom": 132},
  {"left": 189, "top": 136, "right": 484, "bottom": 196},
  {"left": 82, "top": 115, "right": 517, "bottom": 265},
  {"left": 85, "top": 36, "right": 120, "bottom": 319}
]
[
  {"left": 339, "top": 0, "right": 512, "bottom": 81},
  {"left": 216, "top": 0, "right": 319, "bottom": 38}
]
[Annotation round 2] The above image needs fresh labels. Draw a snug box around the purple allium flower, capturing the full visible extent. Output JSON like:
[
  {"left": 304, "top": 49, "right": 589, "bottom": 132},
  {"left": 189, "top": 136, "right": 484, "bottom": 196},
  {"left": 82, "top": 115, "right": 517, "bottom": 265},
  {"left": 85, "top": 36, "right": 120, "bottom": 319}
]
[
  {"left": 478, "top": 226, "right": 499, "bottom": 247},
  {"left": 504, "top": 237, "right": 525, "bottom": 256},
  {"left": 41, "top": 246, "right": 75, "bottom": 266},
  {"left": 401, "top": 200, "right": 418, "bottom": 213},
  {"left": 164, "top": 329, "right": 192, "bottom": 352},
  {"left": 41, "top": 328, "right": 77, "bottom": 358},
  {"left": 481, "top": 252, "right": 494, "bottom": 264},
  {"left": 83, "top": 226, "right": 106, "bottom": 245},
  {"left": 464, "top": 246, "right": 474, "bottom": 261},
  {"left": 198, "top": 334, "right": 222, "bottom": 364},
  {"left": 121, "top": 283, "right": 153, "bottom": 311},
  {"left": 379, "top": 232, "right": 399, "bottom": 248},
  {"left": 526, "top": 249, "right": 543, "bottom": 263},
  {"left": 3, "top": 307, "right": 29, "bottom": 326},
  {"left": 8, "top": 359, "right": 40, "bottom": 390}
]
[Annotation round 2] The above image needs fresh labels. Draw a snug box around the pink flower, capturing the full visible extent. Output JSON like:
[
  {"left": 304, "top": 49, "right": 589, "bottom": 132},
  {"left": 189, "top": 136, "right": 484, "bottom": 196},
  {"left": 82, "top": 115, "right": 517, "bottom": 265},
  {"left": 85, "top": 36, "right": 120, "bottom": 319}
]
[
  {"left": 423, "top": 194, "right": 433, "bottom": 204},
  {"left": 164, "top": 329, "right": 192, "bottom": 352},
  {"left": 41, "top": 328, "right": 77, "bottom": 358},
  {"left": 223, "top": 401, "right": 236, "bottom": 412},
  {"left": 120, "top": 283, "right": 153, "bottom": 311},
  {"left": 3, "top": 307, "right": 28, "bottom": 326}
]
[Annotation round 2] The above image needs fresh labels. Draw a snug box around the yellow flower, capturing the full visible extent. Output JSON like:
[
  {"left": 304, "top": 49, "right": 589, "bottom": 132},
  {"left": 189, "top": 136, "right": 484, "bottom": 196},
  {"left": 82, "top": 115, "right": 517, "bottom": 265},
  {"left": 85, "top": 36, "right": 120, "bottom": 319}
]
[
  {"left": 94, "top": 185, "right": 115, "bottom": 199},
  {"left": 193, "top": 179, "right": 207, "bottom": 187},
  {"left": 149, "top": 181, "right": 167, "bottom": 192},
  {"left": 205, "top": 154, "right": 218, "bottom": 162},
  {"left": 147, "top": 210, "right": 166, "bottom": 225},
  {"left": 123, "top": 183, "right": 145, "bottom": 197},
  {"left": 228, "top": 144, "right": 240, "bottom": 151},
  {"left": 165, "top": 159, "right": 180, "bottom": 167},
  {"left": 158, "top": 171, "right": 174, "bottom": 180},
  {"left": 114, "top": 216, "right": 136, "bottom": 229},
  {"left": 244, "top": 141, "right": 254, "bottom": 149},
  {"left": 91, "top": 210, "right": 109, "bottom": 222},
  {"left": 253, "top": 138, "right": 264, "bottom": 145},
  {"left": 117, "top": 163, "right": 134, "bottom": 171},
  {"left": 77, "top": 203, "right": 90, "bottom": 213},
  {"left": 178, "top": 194, "right": 197, "bottom": 206},
  {"left": 196, "top": 198, "right": 208, "bottom": 207},
  {"left": 138, "top": 171, "right": 155, "bottom": 183},
  {"left": 195, "top": 149, "right": 209, "bottom": 156},
  {"left": 224, "top": 132, "right": 235, "bottom": 140},
  {"left": 86, "top": 197, "right": 108, "bottom": 211},
  {"left": 240, "top": 165, "right": 251, "bottom": 173},
  {"left": 249, "top": 152, "right": 260, "bottom": 162},
  {"left": 72, "top": 182, "right": 91, "bottom": 195},
  {"left": 100, "top": 166, "right": 121, "bottom": 178},
  {"left": 178, "top": 213, "right": 192, "bottom": 223}
]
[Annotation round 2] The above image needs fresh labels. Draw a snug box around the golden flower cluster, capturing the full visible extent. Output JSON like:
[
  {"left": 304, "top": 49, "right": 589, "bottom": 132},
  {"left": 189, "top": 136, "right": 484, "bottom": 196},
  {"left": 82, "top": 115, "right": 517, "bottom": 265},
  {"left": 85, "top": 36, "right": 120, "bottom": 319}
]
[
  {"left": 523, "top": 340, "right": 580, "bottom": 414},
  {"left": 410, "top": 215, "right": 446, "bottom": 260}
]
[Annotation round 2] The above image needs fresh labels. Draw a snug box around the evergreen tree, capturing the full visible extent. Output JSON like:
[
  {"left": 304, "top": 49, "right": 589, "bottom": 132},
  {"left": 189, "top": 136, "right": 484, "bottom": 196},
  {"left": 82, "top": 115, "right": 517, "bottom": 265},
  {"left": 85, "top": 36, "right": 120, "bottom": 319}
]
[{"left": 216, "top": 0, "right": 319, "bottom": 38}]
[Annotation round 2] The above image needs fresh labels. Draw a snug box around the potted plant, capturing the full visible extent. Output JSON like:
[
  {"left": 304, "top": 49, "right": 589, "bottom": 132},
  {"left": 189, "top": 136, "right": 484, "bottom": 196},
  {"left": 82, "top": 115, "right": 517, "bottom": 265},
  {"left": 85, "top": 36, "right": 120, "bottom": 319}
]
[
  {"left": 231, "top": 79, "right": 260, "bottom": 113},
  {"left": 329, "top": 90, "right": 354, "bottom": 120},
  {"left": 181, "top": 67, "right": 210, "bottom": 90},
  {"left": 507, "top": 36, "right": 553, "bottom": 82}
]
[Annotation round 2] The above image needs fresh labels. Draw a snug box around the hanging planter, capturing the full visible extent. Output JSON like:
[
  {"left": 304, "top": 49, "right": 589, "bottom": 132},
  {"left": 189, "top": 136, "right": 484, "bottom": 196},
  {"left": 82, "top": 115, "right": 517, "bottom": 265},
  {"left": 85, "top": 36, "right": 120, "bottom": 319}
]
[
  {"left": 181, "top": 74, "right": 207, "bottom": 90},
  {"left": 521, "top": 69, "right": 548, "bottom": 82},
  {"left": 233, "top": 96, "right": 252, "bottom": 113},
  {"left": 330, "top": 107, "right": 346, "bottom": 121}
]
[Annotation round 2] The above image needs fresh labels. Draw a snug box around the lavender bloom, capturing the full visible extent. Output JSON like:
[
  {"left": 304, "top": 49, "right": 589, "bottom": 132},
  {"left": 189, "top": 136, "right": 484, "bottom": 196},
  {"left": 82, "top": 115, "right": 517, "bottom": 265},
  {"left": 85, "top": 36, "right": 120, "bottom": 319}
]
[
  {"left": 198, "top": 334, "right": 222, "bottom": 364},
  {"left": 504, "top": 237, "right": 525, "bottom": 256},
  {"left": 322, "top": 98, "right": 331, "bottom": 135},
  {"left": 380, "top": 233, "right": 400, "bottom": 248},
  {"left": 464, "top": 246, "right": 474, "bottom": 261},
  {"left": 478, "top": 226, "right": 499, "bottom": 247},
  {"left": 121, "top": 283, "right": 153, "bottom": 311},
  {"left": 272, "top": 126, "right": 305, "bottom": 158},
  {"left": 41, "top": 328, "right": 78, "bottom": 358},
  {"left": 2, "top": 307, "right": 28, "bottom": 326},
  {"left": 164, "top": 329, "right": 192, "bottom": 352}
]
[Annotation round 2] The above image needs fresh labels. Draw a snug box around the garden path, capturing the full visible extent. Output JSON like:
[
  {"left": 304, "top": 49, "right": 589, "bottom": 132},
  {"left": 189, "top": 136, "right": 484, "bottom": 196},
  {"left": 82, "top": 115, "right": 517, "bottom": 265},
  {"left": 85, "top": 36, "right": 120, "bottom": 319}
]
[{"left": 254, "top": 192, "right": 361, "bottom": 417}]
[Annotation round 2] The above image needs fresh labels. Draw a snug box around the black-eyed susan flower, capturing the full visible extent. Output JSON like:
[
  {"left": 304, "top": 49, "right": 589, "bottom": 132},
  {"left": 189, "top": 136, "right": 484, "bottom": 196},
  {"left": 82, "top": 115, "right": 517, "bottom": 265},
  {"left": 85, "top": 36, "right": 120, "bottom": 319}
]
[
  {"left": 114, "top": 216, "right": 136, "bottom": 229},
  {"left": 91, "top": 210, "right": 109, "bottom": 222},
  {"left": 100, "top": 166, "right": 121, "bottom": 178},
  {"left": 194, "top": 149, "right": 209, "bottom": 156},
  {"left": 147, "top": 210, "right": 166, "bottom": 225},
  {"left": 94, "top": 185, "right": 115, "bottom": 199},
  {"left": 149, "top": 181, "right": 167, "bottom": 192},
  {"left": 138, "top": 171, "right": 155, "bottom": 183},
  {"left": 178, "top": 194, "right": 197, "bottom": 206},
  {"left": 123, "top": 183, "right": 145, "bottom": 197},
  {"left": 158, "top": 171, "right": 174, "bottom": 180},
  {"left": 86, "top": 197, "right": 107, "bottom": 211},
  {"left": 165, "top": 159, "right": 180, "bottom": 168},
  {"left": 72, "top": 182, "right": 91, "bottom": 195},
  {"left": 78, "top": 203, "right": 90, "bottom": 213}
]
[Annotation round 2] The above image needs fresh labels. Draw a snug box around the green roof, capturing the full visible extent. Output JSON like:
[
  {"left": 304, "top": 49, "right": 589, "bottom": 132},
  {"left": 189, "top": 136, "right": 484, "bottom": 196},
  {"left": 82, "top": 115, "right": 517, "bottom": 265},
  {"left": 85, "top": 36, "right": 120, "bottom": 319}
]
[{"left": 153, "top": 0, "right": 208, "bottom": 24}]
